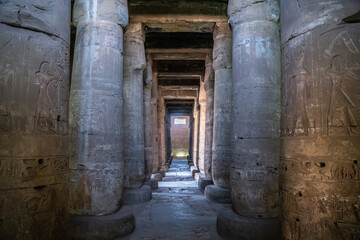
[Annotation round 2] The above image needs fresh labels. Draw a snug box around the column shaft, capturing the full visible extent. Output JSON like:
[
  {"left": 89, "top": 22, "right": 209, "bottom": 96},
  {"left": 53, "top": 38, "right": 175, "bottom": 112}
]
[
  {"left": 151, "top": 63, "right": 160, "bottom": 172},
  {"left": 204, "top": 54, "right": 215, "bottom": 178},
  {"left": 211, "top": 23, "right": 232, "bottom": 188},
  {"left": 123, "top": 22, "right": 146, "bottom": 189},
  {"left": 229, "top": 0, "right": 281, "bottom": 219},
  {"left": 280, "top": 1, "right": 360, "bottom": 239},
  {"left": 144, "top": 55, "right": 153, "bottom": 179},
  {"left": 198, "top": 79, "right": 207, "bottom": 174},
  {"left": 69, "top": 0, "right": 128, "bottom": 215}
]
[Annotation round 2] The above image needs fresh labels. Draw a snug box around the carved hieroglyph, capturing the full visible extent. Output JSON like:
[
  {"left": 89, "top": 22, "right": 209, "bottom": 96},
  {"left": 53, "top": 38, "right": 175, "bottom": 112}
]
[
  {"left": 0, "top": 4, "right": 70, "bottom": 238},
  {"left": 280, "top": 1, "right": 360, "bottom": 239}
]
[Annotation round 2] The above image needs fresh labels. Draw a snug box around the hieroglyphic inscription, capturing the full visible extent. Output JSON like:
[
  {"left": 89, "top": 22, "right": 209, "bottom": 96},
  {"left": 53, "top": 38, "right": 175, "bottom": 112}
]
[
  {"left": 319, "top": 28, "right": 360, "bottom": 136},
  {"left": 282, "top": 37, "right": 314, "bottom": 137}
]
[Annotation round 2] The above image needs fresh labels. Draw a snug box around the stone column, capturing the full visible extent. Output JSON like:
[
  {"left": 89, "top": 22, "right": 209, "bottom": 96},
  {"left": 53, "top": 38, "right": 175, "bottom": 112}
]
[
  {"left": 143, "top": 55, "right": 158, "bottom": 189},
  {"left": 192, "top": 99, "right": 200, "bottom": 169},
  {"left": 68, "top": 0, "right": 135, "bottom": 238},
  {"left": 144, "top": 56, "right": 152, "bottom": 178},
  {"left": 217, "top": 1, "right": 281, "bottom": 239},
  {"left": 198, "top": 79, "right": 207, "bottom": 173},
  {"left": 205, "top": 23, "right": 232, "bottom": 204},
  {"left": 151, "top": 62, "right": 161, "bottom": 173},
  {"left": 280, "top": 1, "right": 360, "bottom": 239},
  {"left": 0, "top": 1, "right": 70, "bottom": 239},
  {"left": 123, "top": 22, "right": 152, "bottom": 204},
  {"left": 198, "top": 54, "right": 215, "bottom": 191}
]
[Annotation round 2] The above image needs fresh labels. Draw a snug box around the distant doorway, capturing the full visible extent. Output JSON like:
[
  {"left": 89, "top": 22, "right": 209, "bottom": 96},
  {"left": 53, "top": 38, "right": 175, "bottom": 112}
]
[{"left": 171, "top": 115, "right": 190, "bottom": 159}]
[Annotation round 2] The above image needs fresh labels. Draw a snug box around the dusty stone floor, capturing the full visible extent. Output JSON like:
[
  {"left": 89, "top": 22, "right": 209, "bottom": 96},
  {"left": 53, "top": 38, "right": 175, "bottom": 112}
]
[{"left": 120, "top": 159, "right": 228, "bottom": 240}]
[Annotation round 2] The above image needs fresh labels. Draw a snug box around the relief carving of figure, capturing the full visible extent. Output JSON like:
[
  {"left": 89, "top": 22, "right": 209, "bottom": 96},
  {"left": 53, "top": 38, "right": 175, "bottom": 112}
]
[
  {"left": 326, "top": 55, "right": 359, "bottom": 135},
  {"left": 34, "top": 61, "right": 60, "bottom": 134},
  {"left": 0, "top": 58, "right": 17, "bottom": 132},
  {"left": 285, "top": 47, "right": 311, "bottom": 136}
]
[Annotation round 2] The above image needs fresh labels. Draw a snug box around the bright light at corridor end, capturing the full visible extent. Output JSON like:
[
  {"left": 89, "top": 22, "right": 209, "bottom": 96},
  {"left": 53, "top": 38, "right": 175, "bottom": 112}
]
[{"left": 174, "top": 118, "right": 186, "bottom": 125}]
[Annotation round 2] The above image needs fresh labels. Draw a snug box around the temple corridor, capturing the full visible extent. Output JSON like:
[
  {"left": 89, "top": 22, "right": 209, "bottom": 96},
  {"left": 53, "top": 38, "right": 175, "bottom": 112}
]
[
  {"left": 0, "top": 0, "right": 360, "bottom": 239},
  {"left": 122, "top": 159, "right": 226, "bottom": 240}
]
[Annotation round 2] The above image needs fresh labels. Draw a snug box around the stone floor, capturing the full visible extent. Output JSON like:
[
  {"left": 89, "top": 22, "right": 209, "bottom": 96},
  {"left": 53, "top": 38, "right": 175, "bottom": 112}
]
[{"left": 119, "top": 159, "right": 229, "bottom": 240}]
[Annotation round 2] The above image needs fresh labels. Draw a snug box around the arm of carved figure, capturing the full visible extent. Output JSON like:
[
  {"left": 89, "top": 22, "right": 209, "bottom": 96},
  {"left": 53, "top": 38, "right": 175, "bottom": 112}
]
[
  {"left": 341, "top": 88, "right": 356, "bottom": 107},
  {"left": 346, "top": 64, "right": 360, "bottom": 80}
]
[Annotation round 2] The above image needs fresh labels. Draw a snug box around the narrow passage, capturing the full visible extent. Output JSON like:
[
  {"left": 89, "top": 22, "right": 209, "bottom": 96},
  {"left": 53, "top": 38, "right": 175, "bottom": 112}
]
[{"left": 121, "top": 159, "right": 227, "bottom": 240}]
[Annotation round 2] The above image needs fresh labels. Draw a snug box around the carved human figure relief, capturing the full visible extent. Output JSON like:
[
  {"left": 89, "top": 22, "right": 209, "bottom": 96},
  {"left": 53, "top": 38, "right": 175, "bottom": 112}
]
[
  {"left": 34, "top": 61, "right": 60, "bottom": 134},
  {"left": 285, "top": 47, "right": 311, "bottom": 136},
  {"left": 326, "top": 55, "right": 359, "bottom": 135}
]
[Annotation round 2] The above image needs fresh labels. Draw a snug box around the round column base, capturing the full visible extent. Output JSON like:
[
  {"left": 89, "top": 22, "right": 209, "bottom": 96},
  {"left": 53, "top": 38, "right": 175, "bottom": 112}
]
[
  {"left": 198, "top": 177, "right": 214, "bottom": 192},
  {"left": 198, "top": 177, "right": 213, "bottom": 192},
  {"left": 144, "top": 179, "right": 158, "bottom": 189},
  {"left": 122, "top": 185, "right": 152, "bottom": 205},
  {"left": 217, "top": 207, "right": 281, "bottom": 240},
  {"left": 68, "top": 206, "right": 135, "bottom": 239},
  {"left": 205, "top": 185, "right": 231, "bottom": 204}
]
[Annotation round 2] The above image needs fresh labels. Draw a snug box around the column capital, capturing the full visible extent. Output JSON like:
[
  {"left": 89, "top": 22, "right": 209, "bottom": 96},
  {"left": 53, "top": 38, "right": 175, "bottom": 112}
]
[
  {"left": 124, "top": 22, "right": 146, "bottom": 71},
  {"left": 227, "top": 0, "right": 279, "bottom": 26},
  {"left": 204, "top": 53, "right": 214, "bottom": 91},
  {"left": 212, "top": 22, "right": 232, "bottom": 71},
  {"left": 73, "top": 0, "right": 128, "bottom": 28},
  {"left": 144, "top": 54, "right": 153, "bottom": 87}
]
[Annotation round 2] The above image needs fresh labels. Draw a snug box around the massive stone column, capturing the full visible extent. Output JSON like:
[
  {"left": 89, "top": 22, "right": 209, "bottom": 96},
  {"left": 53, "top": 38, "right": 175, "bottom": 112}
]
[
  {"left": 280, "top": 1, "right": 360, "bottom": 239},
  {"left": 123, "top": 22, "right": 152, "bottom": 204},
  {"left": 143, "top": 54, "right": 159, "bottom": 189},
  {"left": 192, "top": 99, "right": 200, "bottom": 168},
  {"left": 151, "top": 62, "right": 160, "bottom": 173},
  {"left": 198, "top": 54, "right": 215, "bottom": 191},
  {"left": 68, "top": 1, "right": 135, "bottom": 238},
  {"left": 144, "top": 55, "right": 153, "bottom": 179},
  {"left": 198, "top": 79, "right": 207, "bottom": 173},
  {"left": 0, "top": 1, "right": 70, "bottom": 239},
  {"left": 205, "top": 23, "right": 232, "bottom": 203},
  {"left": 217, "top": 1, "right": 281, "bottom": 239}
]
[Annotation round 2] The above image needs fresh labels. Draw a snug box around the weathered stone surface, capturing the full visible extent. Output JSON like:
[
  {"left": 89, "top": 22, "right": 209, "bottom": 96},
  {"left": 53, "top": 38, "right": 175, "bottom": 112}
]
[
  {"left": 217, "top": 207, "right": 281, "bottom": 240},
  {"left": 122, "top": 185, "right": 152, "bottom": 205},
  {"left": 73, "top": 0, "right": 128, "bottom": 28},
  {"left": 280, "top": 1, "right": 360, "bottom": 239},
  {"left": 144, "top": 54, "right": 153, "bottom": 180},
  {"left": 159, "top": 169, "right": 166, "bottom": 177},
  {"left": 198, "top": 80, "right": 207, "bottom": 174},
  {"left": 228, "top": 0, "right": 280, "bottom": 219},
  {"left": 198, "top": 177, "right": 213, "bottom": 192},
  {"left": 205, "top": 185, "right": 231, "bottom": 204},
  {"left": 204, "top": 54, "right": 215, "bottom": 179},
  {"left": 69, "top": 17, "right": 125, "bottom": 215},
  {"left": 151, "top": 173, "right": 163, "bottom": 182},
  {"left": 151, "top": 62, "right": 160, "bottom": 173},
  {"left": 211, "top": 22, "right": 232, "bottom": 188},
  {"left": 0, "top": 1, "right": 70, "bottom": 237},
  {"left": 123, "top": 22, "right": 146, "bottom": 189},
  {"left": 69, "top": 206, "right": 135, "bottom": 240},
  {"left": 0, "top": 0, "right": 71, "bottom": 41},
  {"left": 144, "top": 179, "right": 158, "bottom": 190}
]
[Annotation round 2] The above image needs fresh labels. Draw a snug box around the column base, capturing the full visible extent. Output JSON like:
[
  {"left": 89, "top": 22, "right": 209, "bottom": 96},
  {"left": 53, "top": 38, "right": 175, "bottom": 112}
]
[
  {"left": 151, "top": 173, "right": 163, "bottom": 181},
  {"left": 217, "top": 207, "right": 281, "bottom": 240},
  {"left": 68, "top": 206, "right": 135, "bottom": 239},
  {"left": 144, "top": 179, "right": 158, "bottom": 189},
  {"left": 198, "top": 177, "right": 213, "bottom": 192},
  {"left": 205, "top": 185, "right": 231, "bottom": 204},
  {"left": 159, "top": 169, "right": 166, "bottom": 177},
  {"left": 122, "top": 185, "right": 152, "bottom": 205}
]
